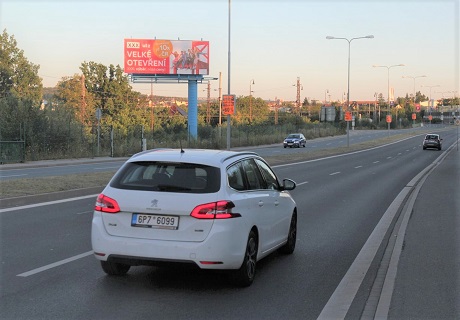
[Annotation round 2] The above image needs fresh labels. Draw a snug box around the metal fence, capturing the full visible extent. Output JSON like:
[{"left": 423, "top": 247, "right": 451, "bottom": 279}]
[
  {"left": 1, "top": 122, "right": 344, "bottom": 163},
  {"left": 0, "top": 141, "right": 25, "bottom": 163}
]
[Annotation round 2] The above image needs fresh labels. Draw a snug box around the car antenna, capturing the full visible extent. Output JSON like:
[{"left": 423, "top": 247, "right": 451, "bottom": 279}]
[{"left": 180, "top": 140, "right": 185, "bottom": 153}]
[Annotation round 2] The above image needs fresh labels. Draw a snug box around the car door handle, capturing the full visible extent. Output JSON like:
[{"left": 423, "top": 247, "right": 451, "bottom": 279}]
[{"left": 258, "top": 201, "right": 264, "bottom": 207}]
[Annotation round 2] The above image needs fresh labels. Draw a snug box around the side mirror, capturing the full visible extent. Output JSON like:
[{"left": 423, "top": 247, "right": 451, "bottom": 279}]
[{"left": 282, "top": 178, "right": 296, "bottom": 191}]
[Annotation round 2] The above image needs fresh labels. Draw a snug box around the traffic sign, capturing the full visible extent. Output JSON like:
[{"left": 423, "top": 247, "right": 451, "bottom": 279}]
[
  {"left": 411, "top": 113, "right": 416, "bottom": 120},
  {"left": 386, "top": 115, "right": 392, "bottom": 123},
  {"left": 345, "top": 111, "right": 352, "bottom": 121},
  {"left": 222, "top": 94, "right": 236, "bottom": 115}
]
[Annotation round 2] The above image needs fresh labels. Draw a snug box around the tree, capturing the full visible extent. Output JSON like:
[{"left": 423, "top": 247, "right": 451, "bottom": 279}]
[
  {"left": 0, "top": 29, "right": 42, "bottom": 103},
  {"left": 79, "top": 61, "right": 142, "bottom": 129},
  {"left": 55, "top": 74, "right": 95, "bottom": 124}
]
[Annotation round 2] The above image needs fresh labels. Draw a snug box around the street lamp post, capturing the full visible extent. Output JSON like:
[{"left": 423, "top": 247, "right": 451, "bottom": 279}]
[
  {"left": 402, "top": 75, "right": 426, "bottom": 104},
  {"left": 373, "top": 64, "right": 405, "bottom": 135},
  {"left": 421, "top": 85, "right": 440, "bottom": 113},
  {"left": 249, "top": 79, "right": 255, "bottom": 124},
  {"left": 326, "top": 34, "right": 374, "bottom": 147}
]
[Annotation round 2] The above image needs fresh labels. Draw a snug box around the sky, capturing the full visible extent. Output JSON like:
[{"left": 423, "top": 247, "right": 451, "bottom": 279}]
[{"left": 1, "top": 0, "right": 459, "bottom": 103}]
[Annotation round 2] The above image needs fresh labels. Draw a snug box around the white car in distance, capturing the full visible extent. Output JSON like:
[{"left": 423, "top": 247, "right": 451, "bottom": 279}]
[{"left": 91, "top": 148, "right": 297, "bottom": 287}]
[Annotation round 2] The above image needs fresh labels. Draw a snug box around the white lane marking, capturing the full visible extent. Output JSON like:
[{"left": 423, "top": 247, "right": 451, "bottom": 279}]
[
  {"left": 373, "top": 161, "right": 380, "bottom": 164},
  {"left": 329, "top": 172, "right": 341, "bottom": 176},
  {"left": 0, "top": 195, "right": 99, "bottom": 213},
  {"left": 296, "top": 181, "right": 308, "bottom": 186},
  {"left": 387, "top": 157, "right": 392, "bottom": 159},
  {"left": 317, "top": 187, "right": 412, "bottom": 319},
  {"left": 0, "top": 174, "right": 28, "bottom": 178},
  {"left": 17, "top": 251, "right": 94, "bottom": 277},
  {"left": 354, "top": 166, "right": 363, "bottom": 169},
  {"left": 318, "top": 144, "right": 453, "bottom": 319},
  {"left": 76, "top": 210, "right": 92, "bottom": 215},
  {"left": 93, "top": 166, "right": 120, "bottom": 170},
  {"left": 397, "top": 153, "right": 402, "bottom": 156}
]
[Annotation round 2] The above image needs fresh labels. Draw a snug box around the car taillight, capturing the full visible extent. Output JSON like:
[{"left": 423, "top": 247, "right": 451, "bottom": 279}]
[
  {"left": 95, "top": 194, "right": 120, "bottom": 213},
  {"left": 190, "top": 201, "right": 240, "bottom": 219}
]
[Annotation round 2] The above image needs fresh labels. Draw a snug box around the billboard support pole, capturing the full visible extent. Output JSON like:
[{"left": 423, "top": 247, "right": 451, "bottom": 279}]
[
  {"left": 188, "top": 80, "right": 198, "bottom": 140},
  {"left": 227, "top": 0, "right": 232, "bottom": 150}
]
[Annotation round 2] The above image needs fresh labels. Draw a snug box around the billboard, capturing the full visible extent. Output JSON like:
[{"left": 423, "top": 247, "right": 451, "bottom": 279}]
[{"left": 124, "top": 39, "right": 209, "bottom": 75}]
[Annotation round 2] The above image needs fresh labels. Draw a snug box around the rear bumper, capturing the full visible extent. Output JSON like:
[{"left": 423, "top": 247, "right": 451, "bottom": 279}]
[{"left": 91, "top": 212, "right": 247, "bottom": 270}]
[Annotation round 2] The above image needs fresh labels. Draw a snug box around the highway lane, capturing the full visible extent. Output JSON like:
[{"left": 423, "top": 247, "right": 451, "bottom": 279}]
[
  {"left": 0, "top": 126, "right": 446, "bottom": 181},
  {"left": 0, "top": 128, "right": 458, "bottom": 319}
]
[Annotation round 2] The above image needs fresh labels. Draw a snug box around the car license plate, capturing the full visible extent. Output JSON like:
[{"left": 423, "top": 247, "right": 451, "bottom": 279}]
[{"left": 131, "top": 213, "right": 179, "bottom": 230}]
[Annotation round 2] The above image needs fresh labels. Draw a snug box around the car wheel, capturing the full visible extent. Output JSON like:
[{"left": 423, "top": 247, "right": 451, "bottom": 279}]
[
  {"left": 233, "top": 230, "right": 258, "bottom": 287},
  {"left": 303, "top": 143, "right": 306, "bottom": 148},
  {"left": 438, "top": 146, "right": 442, "bottom": 150},
  {"left": 280, "top": 212, "right": 297, "bottom": 254},
  {"left": 284, "top": 146, "right": 286, "bottom": 148},
  {"left": 101, "top": 261, "right": 130, "bottom": 276},
  {"left": 423, "top": 147, "right": 426, "bottom": 150}
]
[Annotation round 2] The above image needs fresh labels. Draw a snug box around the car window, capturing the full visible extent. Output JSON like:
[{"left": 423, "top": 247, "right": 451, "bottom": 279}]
[
  {"left": 110, "top": 161, "right": 220, "bottom": 193},
  {"left": 227, "top": 162, "right": 245, "bottom": 191},
  {"left": 254, "top": 158, "right": 279, "bottom": 190},
  {"left": 241, "top": 158, "right": 265, "bottom": 190}
]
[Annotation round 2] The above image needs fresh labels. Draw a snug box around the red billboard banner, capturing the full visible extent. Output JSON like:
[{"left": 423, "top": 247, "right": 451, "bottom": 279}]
[{"left": 124, "top": 39, "right": 209, "bottom": 75}]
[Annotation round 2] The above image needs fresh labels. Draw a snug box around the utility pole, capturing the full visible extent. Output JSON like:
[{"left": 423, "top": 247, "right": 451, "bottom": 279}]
[
  {"left": 294, "top": 77, "right": 302, "bottom": 115},
  {"left": 275, "top": 97, "right": 279, "bottom": 125},
  {"left": 150, "top": 81, "right": 154, "bottom": 131},
  {"left": 206, "top": 80, "right": 211, "bottom": 124},
  {"left": 218, "top": 71, "right": 222, "bottom": 125}
]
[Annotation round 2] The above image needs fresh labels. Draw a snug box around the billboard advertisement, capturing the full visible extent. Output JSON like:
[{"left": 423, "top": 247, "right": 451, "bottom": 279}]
[{"left": 124, "top": 39, "right": 209, "bottom": 75}]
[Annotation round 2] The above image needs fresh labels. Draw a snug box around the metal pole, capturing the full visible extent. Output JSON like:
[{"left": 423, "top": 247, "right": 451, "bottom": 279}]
[
  {"left": 226, "top": 0, "right": 231, "bottom": 150},
  {"left": 346, "top": 39, "right": 351, "bottom": 147}
]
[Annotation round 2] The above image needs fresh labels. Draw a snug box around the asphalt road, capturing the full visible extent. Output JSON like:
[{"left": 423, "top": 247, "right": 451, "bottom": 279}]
[{"left": 0, "top": 126, "right": 458, "bottom": 319}]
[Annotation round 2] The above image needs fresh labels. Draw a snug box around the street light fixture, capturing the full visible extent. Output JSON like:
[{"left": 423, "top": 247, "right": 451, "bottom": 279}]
[
  {"left": 421, "top": 85, "right": 440, "bottom": 113},
  {"left": 373, "top": 64, "right": 405, "bottom": 134},
  {"left": 326, "top": 34, "right": 374, "bottom": 147},
  {"left": 402, "top": 75, "right": 426, "bottom": 103},
  {"left": 249, "top": 79, "right": 255, "bottom": 124}
]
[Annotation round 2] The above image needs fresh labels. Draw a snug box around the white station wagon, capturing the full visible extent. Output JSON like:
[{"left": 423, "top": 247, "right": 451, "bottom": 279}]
[{"left": 91, "top": 149, "right": 297, "bottom": 286}]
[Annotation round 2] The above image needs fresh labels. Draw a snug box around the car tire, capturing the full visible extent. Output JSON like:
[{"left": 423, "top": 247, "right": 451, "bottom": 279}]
[
  {"left": 284, "top": 146, "right": 286, "bottom": 148},
  {"left": 303, "top": 143, "right": 306, "bottom": 148},
  {"left": 232, "top": 230, "right": 258, "bottom": 287},
  {"left": 101, "top": 261, "right": 130, "bottom": 276},
  {"left": 280, "top": 212, "right": 297, "bottom": 254},
  {"left": 438, "top": 147, "right": 442, "bottom": 150},
  {"left": 423, "top": 147, "right": 426, "bottom": 150}
]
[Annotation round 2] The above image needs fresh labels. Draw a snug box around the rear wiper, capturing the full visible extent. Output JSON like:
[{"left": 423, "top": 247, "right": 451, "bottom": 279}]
[{"left": 156, "top": 185, "right": 191, "bottom": 191}]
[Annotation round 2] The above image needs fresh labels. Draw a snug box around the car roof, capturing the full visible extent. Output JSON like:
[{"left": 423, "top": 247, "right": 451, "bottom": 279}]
[
  {"left": 128, "top": 148, "right": 260, "bottom": 166},
  {"left": 425, "top": 133, "right": 439, "bottom": 137}
]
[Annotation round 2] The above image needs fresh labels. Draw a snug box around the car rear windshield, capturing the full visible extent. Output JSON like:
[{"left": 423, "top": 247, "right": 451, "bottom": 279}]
[
  {"left": 110, "top": 161, "right": 221, "bottom": 193},
  {"left": 425, "top": 135, "right": 439, "bottom": 140}
]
